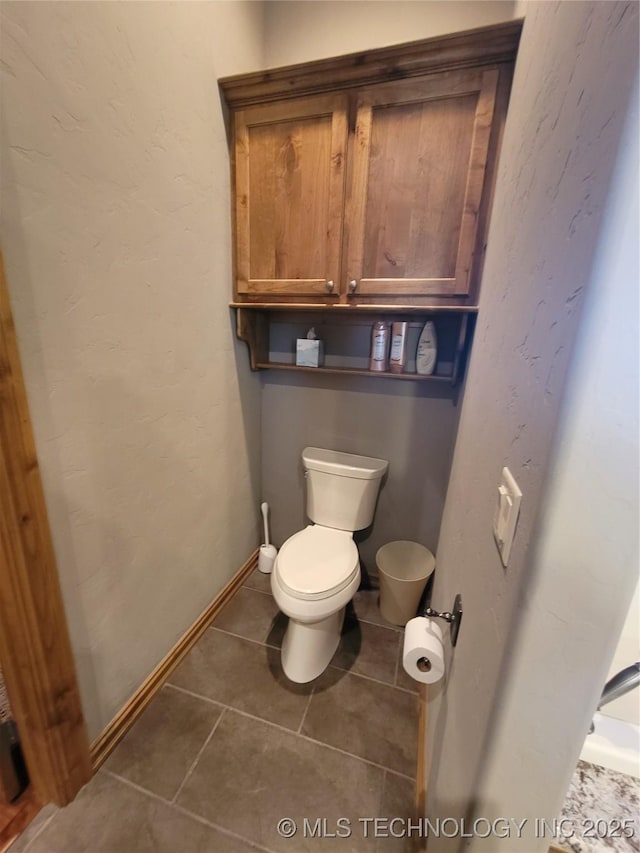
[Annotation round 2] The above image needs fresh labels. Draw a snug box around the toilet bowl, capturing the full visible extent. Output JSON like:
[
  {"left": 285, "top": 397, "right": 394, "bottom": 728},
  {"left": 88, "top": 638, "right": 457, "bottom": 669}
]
[
  {"left": 271, "top": 447, "right": 388, "bottom": 683},
  {"left": 272, "top": 525, "right": 361, "bottom": 682}
]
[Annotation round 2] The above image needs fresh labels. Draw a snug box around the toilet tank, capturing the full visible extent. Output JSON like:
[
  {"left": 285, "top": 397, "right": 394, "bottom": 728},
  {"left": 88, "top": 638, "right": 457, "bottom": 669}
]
[{"left": 302, "top": 447, "right": 388, "bottom": 531}]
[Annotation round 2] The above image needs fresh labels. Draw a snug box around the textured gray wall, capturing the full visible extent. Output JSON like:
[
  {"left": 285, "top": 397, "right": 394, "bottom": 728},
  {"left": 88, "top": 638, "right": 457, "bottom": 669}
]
[
  {"left": 261, "top": 372, "right": 461, "bottom": 576},
  {"left": 264, "top": 1, "right": 518, "bottom": 66},
  {"left": 471, "top": 71, "right": 639, "bottom": 846},
  {"left": 0, "top": 1, "right": 265, "bottom": 739},
  {"left": 423, "top": 2, "right": 639, "bottom": 847}
]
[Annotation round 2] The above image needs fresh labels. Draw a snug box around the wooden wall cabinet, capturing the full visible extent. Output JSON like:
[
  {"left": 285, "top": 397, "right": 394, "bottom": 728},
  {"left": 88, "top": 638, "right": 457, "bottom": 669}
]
[
  {"left": 235, "top": 94, "right": 348, "bottom": 298},
  {"left": 233, "top": 69, "right": 498, "bottom": 302},
  {"left": 221, "top": 20, "right": 521, "bottom": 376},
  {"left": 347, "top": 69, "right": 498, "bottom": 299}
]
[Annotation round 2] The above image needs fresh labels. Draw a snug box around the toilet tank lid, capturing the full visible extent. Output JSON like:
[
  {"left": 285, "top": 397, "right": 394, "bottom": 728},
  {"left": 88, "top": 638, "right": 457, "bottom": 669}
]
[{"left": 302, "top": 447, "right": 388, "bottom": 480}]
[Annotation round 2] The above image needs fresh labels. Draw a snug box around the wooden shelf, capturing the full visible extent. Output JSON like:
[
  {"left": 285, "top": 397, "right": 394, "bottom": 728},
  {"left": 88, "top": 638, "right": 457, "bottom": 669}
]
[
  {"left": 230, "top": 302, "right": 478, "bottom": 314},
  {"left": 254, "top": 362, "right": 456, "bottom": 383},
  {"left": 234, "top": 304, "right": 476, "bottom": 387}
]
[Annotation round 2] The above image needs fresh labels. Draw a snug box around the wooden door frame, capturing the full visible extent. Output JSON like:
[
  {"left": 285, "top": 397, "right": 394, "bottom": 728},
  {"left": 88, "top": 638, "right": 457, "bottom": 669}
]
[{"left": 0, "top": 249, "right": 91, "bottom": 807}]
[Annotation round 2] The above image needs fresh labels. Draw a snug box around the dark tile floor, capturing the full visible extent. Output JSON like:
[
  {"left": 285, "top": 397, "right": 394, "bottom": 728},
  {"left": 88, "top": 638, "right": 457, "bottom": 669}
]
[{"left": 10, "top": 569, "right": 419, "bottom": 853}]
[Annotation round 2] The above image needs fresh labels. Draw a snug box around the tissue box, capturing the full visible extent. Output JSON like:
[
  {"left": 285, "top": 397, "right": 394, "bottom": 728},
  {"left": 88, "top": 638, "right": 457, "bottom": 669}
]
[{"left": 296, "top": 339, "right": 324, "bottom": 368}]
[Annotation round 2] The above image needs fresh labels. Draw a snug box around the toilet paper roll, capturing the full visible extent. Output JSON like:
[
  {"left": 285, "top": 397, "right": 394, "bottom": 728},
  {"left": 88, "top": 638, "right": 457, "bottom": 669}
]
[{"left": 402, "top": 617, "right": 445, "bottom": 684}]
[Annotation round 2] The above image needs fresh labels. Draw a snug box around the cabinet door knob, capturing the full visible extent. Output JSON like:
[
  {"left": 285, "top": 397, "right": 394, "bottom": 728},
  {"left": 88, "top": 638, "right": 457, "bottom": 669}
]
[
  {"left": 349, "top": 279, "right": 357, "bottom": 293},
  {"left": 326, "top": 280, "right": 335, "bottom": 292}
]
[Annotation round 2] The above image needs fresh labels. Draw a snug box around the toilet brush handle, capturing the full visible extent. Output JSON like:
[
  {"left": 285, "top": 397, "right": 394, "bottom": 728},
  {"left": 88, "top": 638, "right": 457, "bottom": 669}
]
[{"left": 261, "top": 502, "right": 270, "bottom": 547}]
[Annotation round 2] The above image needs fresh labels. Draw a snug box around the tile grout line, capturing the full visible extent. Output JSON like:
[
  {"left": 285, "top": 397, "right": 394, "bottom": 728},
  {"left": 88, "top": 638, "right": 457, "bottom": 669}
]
[
  {"left": 296, "top": 687, "right": 315, "bottom": 735},
  {"left": 314, "top": 663, "right": 416, "bottom": 696},
  {"left": 353, "top": 618, "right": 402, "bottom": 635},
  {"left": 102, "top": 769, "right": 278, "bottom": 853},
  {"left": 165, "top": 682, "right": 414, "bottom": 781},
  {"left": 171, "top": 708, "right": 226, "bottom": 805},
  {"left": 378, "top": 769, "right": 388, "bottom": 817},
  {"left": 393, "top": 632, "right": 401, "bottom": 687},
  {"left": 212, "top": 615, "right": 401, "bottom": 645},
  {"left": 241, "top": 585, "right": 274, "bottom": 598},
  {"left": 208, "top": 625, "right": 282, "bottom": 651},
  {"left": 204, "top": 626, "right": 417, "bottom": 695},
  {"left": 12, "top": 808, "right": 59, "bottom": 853},
  {"left": 237, "top": 582, "right": 403, "bottom": 633}
]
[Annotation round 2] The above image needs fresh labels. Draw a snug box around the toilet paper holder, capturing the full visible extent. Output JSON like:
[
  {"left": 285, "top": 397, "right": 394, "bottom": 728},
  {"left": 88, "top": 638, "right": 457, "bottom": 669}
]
[{"left": 422, "top": 594, "right": 463, "bottom": 647}]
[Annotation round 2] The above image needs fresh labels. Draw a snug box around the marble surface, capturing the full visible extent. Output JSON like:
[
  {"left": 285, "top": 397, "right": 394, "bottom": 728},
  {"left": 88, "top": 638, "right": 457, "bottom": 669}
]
[{"left": 559, "top": 760, "right": 639, "bottom": 853}]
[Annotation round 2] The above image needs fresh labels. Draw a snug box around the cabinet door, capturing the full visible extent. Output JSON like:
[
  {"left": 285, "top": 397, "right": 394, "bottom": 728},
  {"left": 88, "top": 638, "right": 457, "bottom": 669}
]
[
  {"left": 346, "top": 69, "right": 498, "bottom": 298},
  {"left": 235, "top": 94, "right": 348, "bottom": 298}
]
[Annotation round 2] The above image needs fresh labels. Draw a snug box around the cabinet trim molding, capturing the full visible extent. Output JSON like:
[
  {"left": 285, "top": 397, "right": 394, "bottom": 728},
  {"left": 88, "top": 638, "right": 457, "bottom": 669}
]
[{"left": 219, "top": 20, "right": 522, "bottom": 107}]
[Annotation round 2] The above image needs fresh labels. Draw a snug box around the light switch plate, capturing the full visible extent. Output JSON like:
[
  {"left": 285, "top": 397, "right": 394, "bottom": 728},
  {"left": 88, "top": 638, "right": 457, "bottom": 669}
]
[{"left": 493, "top": 467, "right": 522, "bottom": 567}]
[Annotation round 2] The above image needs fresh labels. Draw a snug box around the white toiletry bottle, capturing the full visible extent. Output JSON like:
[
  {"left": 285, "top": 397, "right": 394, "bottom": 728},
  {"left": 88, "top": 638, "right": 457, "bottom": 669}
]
[
  {"left": 416, "top": 321, "right": 437, "bottom": 375},
  {"left": 389, "top": 321, "right": 408, "bottom": 374},
  {"left": 370, "top": 321, "right": 390, "bottom": 371}
]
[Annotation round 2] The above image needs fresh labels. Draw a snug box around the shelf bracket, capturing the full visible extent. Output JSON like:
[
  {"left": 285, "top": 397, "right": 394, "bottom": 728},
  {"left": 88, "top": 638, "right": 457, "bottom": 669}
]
[{"left": 235, "top": 307, "right": 268, "bottom": 371}]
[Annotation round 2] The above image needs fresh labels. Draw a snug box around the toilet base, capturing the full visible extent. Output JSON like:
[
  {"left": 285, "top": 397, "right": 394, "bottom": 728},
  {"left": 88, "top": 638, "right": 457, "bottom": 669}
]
[{"left": 281, "top": 609, "right": 345, "bottom": 683}]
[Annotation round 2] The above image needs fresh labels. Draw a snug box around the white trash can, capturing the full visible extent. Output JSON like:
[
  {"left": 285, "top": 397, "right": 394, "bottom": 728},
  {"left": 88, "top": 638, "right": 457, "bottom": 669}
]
[{"left": 376, "top": 541, "right": 435, "bottom": 626}]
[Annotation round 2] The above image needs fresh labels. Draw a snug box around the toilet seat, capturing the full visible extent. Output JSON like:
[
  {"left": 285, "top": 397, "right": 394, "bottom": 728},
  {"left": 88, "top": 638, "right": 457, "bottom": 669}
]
[{"left": 276, "top": 526, "right": 359, "bottom": 601}]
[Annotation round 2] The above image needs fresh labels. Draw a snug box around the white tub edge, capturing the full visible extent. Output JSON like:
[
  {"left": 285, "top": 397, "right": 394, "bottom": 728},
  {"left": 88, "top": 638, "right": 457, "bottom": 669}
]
[{"left": 580, "top": 712, "right": 640, "bottom": 779}]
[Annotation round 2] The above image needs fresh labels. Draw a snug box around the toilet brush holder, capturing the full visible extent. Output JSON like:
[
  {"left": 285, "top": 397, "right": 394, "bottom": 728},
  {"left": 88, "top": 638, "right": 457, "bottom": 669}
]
[
  {"left": 259, "top": 501, "right": 277, "bottom": 573},
  {"left": 259, "top": 544, "right": 277, "bottom": 574}
]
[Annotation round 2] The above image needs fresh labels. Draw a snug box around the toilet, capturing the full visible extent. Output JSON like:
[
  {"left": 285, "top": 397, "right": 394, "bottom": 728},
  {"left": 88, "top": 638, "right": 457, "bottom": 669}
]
[{"left": 271, "top": 447, "right": 388, "bottom": 683}]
